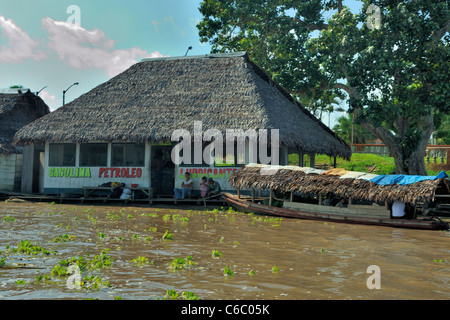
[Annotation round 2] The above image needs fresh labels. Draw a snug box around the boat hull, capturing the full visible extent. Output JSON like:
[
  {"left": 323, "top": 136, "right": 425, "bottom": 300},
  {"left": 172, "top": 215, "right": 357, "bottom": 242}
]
[{"left": 223, "top": 193, "right": 449, "bottom": 230}]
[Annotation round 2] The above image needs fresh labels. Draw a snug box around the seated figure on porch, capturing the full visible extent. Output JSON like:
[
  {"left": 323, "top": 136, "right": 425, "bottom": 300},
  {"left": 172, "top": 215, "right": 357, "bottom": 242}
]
[
  {"left": 174, "top": 172, "right": 193, "bottom": 200},
  {"left": 207, "top": 178, "right": 221, "bottom": 197}
]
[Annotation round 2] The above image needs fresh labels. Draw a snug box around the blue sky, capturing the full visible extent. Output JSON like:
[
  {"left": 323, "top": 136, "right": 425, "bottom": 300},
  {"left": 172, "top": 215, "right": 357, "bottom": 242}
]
[
  {"left": 0, "top": 0, "right": 211, "bottom": 109},
  {"left": 0, "top": 0, "right": 362, "bottom": 126}
]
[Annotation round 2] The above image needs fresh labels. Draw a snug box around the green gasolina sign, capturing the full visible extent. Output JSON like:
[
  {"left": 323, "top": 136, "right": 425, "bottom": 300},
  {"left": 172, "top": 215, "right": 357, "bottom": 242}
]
[{"left": 49, "top": 167, "right": 91, "bottom": 178}]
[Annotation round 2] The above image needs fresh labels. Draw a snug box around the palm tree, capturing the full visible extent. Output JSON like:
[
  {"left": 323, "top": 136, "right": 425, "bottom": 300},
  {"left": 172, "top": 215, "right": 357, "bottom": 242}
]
[{"left": 333, "top": 113, "right": 375, "bottom": 145}]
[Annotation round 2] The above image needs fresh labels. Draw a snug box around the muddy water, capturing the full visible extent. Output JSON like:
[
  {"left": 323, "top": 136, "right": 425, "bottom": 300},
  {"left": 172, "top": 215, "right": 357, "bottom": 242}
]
[{"left": 0, "top": 200, "right": 449, "bottom": 300}]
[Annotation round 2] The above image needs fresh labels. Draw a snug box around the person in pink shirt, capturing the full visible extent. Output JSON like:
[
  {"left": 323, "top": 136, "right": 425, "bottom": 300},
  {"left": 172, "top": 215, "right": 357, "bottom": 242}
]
[{"left": 200, "top": 176, "right": 208, "bottom": 198}]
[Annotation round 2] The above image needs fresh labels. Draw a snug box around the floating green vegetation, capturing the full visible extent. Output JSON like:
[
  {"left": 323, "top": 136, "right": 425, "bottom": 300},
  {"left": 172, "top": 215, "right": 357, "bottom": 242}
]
[
  {"left": 53, "top": 234, "right": 76, "bottom": 242},
  {"left": 162, "top": 229, "right": 173, "bottom": 240},
  {"left": 271, "top": 265, "right": 279, "bottom": 273},
  {"left": 223, "top": 265, "right": 234, "bottom": 276},
  {"left": 83, "top": 275, "right": 112, "bottom": 291},
  {"left": 248, "top": 269, "right": 256, "bottom": 276},
  {"left": 35, "top": 274, "right": 51, "bottom": 281},
  {"left": 211, "top": 249, "right": 223, "bottom": 258},
  {"left": 163, "top": 289, "right": 199, "bottom": 300},
  {"left": 169, "top": 256, "right": 197, "bottom": 270},
  {"left": 172, "top": 214, "right": 189, "bottom": 222},
  {"left": 51, "top": 249, "right": 113, "bottom": 278},
  {"left": 106, "top": 213, "right": 121, "bottom": 221},
  {"left": 251, "top": 216, "right": 282, "bottom": 226},
  {"left": 97, "top": 232, "right": 107, "bottom": 239},
  {"left": 3, "top": 216, "right": 16, "bottom": 222},
  {"left": 132, "top": 256, "right": 153, "bottom": 266},
  {"left": 320, "top": 248, "right": 326, "bottom": 254},
  {"left": 433, "top": 259, "right": 446, "bottom": 263},
  {"left": 16, "top": 279, "right": 27, "bottom": 285},
  {"left": 132, "top": 233, "right": 140, "bottom": 241},
  {"left": 8, "top": 240, "right": 56, "bottom": 256}
]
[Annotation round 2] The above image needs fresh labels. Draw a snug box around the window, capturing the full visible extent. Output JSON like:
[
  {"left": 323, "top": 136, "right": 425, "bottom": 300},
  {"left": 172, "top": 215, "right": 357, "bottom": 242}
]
[
  {"left": 112, "top": 143, "right": 145, "bottom": 167},
  {"left": 80, "top": 143, "right": 108, "bottom": 167},
  {"left": 49, "top": 143, "right": 76, "bottom": 166}
]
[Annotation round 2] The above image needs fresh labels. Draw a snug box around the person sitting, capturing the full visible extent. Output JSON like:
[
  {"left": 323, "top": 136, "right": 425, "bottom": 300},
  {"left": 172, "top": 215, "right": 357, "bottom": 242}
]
[
  {"left": 112, "top": 183, "right": 125, "bottom": 199},
  {"left": 392, "top": 200, "right": 406, "bottom": 219},
  {"left": 200, "top": 176, "right": 208, "bottom": 198},
  {"left": 174, "top": 172, "right": 193, "bottom": 200},
  {"left": 207, "top": 178, "right": 221, "bottom": 197},
  {"left": 335, "top": 198, "right": 346, "bottom": 208}
]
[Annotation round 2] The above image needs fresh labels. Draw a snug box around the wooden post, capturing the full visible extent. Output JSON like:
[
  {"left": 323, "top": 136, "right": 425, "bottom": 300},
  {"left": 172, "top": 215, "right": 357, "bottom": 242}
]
[
  {"left": 251, "top": 188, "right": 255, "bottom": 202},
  {"left": 269, "top": 188, "right": 273, "bottom": 206},
  {"left": 237, "top": 188, "right": 241, "bottom": 199},
  {"left": 309, "top": 153, "right": 315, "bottom": 168},
  {"left": 319, "top": 193, "right": 323, "bottom": 205},
  {"left": 21, "top": 145, "right": 34, "bottom": 194},
  {"left": 289, "top": 191, "right": 293, "bottom": 202},
  {"left": 298, "top": 152, "right": 304, "bottom": 167}
]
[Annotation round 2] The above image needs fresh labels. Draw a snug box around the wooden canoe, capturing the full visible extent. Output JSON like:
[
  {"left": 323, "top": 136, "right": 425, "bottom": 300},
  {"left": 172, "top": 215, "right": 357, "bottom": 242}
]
[{"left": 222, "top": 193, "right": 449, "bottom": 230}]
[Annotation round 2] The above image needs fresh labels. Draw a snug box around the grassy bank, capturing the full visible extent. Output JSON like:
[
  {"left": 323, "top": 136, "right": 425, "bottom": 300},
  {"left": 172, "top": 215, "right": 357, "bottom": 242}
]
[{"left": 288, "top": 153, "right": 446, "bottom": 176}]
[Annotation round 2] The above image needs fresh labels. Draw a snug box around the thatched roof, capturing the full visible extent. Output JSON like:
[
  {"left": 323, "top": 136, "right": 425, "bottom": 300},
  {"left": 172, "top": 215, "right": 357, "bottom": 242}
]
[
  {"left": 14, "top": 52, "right": 350, "bottom": 158},
  {"left": 229, "top": 164, "right": 449, "bottom": 205},
  {"left": 0, "top": 90, "right": 50, "bottom": 154}
]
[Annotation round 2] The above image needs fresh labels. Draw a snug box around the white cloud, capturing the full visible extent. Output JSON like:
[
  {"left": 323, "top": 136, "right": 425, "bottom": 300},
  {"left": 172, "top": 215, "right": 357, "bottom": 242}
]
[
  {"left": 0, "top": 15, "right": 45, "bottom": 63},
  {"left": 38, "top": 90, "right": 59, "bottom": 111},
  {"left": 41, "top": 17, "right": 164, "bottom": 77}
]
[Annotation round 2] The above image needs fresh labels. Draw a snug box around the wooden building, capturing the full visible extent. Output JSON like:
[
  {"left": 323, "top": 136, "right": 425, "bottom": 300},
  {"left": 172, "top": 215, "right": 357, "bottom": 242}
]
[
  {"left": 0, "top": 90, "right": 50, "bottom": 192},
  {"left": 13, "top": 52, "right": 351, "bottom": 197}
]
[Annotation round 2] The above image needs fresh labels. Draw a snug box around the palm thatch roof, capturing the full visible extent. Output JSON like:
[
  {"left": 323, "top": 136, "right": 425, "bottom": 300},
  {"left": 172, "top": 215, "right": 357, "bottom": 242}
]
[
  {"left": 14, "top": 52, "right": 350, "bottom": 159},
  {"left": 229, "top": 164, "right": 449, "bottom": 205},
  {"left": 0, "top": 90, "right": 50, "bottom": 154}
]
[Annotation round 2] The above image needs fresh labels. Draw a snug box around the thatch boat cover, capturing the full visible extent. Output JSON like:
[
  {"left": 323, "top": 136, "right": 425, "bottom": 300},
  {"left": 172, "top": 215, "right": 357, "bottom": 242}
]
[
  {"left": 13, "top": 52, "right": 350, "bottom": 159},
  {"left": 0, "top": 90, "right": 50, "bottom": 154},
  {"left": 229, "top": 164, "right": 450, "bottom": 205}
]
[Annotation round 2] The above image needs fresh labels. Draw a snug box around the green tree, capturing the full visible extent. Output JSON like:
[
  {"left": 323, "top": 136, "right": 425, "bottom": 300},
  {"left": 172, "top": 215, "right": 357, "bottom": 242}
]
[
  {"left": 333, "top": 113, "right": 376, "bottom": 145},
  {"left": 435, "top": 113, "right": 450, "bottom": 145},
  {"left": 197, "top": 0, "right": 450, "bottom": 174}
]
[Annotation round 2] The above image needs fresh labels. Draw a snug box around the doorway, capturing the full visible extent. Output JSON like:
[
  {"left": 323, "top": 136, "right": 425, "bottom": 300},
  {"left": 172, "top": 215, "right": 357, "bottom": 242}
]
[{"left": 151, "top": 144, "right": 174, "bottom": 196}]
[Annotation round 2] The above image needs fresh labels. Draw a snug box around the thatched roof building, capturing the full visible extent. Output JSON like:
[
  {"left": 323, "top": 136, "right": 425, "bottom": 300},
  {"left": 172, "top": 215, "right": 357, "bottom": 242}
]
[
  {"left": 0, "top": 90, "right": 50, "bottom": 154},
  {"left": 229, "top": 164, "right": 449, "bottom": 205},
  {"left": 13, "top": 52, "right": 350, "bottom": 159}
]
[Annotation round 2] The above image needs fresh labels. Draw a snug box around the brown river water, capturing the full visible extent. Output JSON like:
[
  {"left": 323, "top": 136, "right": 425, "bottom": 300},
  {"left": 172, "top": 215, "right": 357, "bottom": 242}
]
[{"left": 0, "top": 199, "right": 449, "bottom": 300}]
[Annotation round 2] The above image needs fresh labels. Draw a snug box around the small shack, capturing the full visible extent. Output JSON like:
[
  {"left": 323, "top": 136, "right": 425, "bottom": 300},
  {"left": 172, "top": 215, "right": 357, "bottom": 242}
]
[
  {"left": 0, "top": 90, "right": 50, "bottom": 192},
  {"left": 13, "top": 52, "right": 351, "bottom": 198}
]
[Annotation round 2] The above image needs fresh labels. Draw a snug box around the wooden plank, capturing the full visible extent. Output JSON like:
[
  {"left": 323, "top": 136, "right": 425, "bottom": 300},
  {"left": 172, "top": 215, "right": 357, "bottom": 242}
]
[{"left": 284, "top": 201, "right": 390, "bottom": 218}]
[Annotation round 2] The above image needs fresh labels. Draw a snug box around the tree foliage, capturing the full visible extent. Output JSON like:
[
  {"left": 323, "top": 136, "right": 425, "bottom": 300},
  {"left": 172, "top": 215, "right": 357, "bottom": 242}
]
[{"left": 197, "top": 0, "right": 449, "bottom": 174}]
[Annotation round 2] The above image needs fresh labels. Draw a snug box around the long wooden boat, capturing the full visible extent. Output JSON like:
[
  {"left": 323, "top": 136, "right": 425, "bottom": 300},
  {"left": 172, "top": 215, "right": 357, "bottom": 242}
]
[{"left": 223, "top": 193, "right": 449, "bottom": 230}]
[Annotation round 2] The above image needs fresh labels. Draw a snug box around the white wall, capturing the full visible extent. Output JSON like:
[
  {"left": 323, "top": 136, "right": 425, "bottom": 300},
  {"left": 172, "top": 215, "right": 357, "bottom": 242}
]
[
  {"left": 0, "top": 153, "right": 22, "bottom": 191},
  {"left": 43, "top": 142, "right": 151, "bottom": 193}
]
